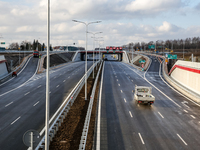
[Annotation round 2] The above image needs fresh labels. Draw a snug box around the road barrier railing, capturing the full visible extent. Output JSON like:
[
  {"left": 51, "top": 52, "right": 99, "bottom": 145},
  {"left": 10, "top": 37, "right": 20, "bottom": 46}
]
[
  {"left": 35, "top": 60, "right": 100, "bottom": 150},
  {"left": 78, "top": 61, "right": 103, "bottom": 150}
]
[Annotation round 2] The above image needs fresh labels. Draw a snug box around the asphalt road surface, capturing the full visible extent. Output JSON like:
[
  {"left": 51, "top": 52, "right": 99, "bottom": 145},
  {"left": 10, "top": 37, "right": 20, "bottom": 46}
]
[
  {"left": 97, "top": 56, "right": 200, "bottom": 150},
  {"left": 0, "top": 58, "right": 93, "bottom": 150}
]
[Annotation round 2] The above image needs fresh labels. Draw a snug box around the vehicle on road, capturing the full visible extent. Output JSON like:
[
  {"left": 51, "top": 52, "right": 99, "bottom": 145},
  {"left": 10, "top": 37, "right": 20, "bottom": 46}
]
[
  {"left": 134, "top": 85, "right": 155, "bottom": 105},
  {"left": 33, "top": 50, "right": 40, "bottom": 57},
  {"left": 12, "top": 71, "right": 17, "bottom": 77}
]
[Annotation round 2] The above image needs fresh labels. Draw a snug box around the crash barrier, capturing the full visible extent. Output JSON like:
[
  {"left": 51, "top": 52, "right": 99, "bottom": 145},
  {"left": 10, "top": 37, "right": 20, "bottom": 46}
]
[
  {"left": 78, "top": 61, "right": 103, "bottom": 150},
  {"left": 0, "top": 54, "right": 32, "bottom": 83},
  {"left": 35, "top": 60, "right": 100, "bottom": 150},
  {"left": 162, "top": 59, "right": 200, "bottom": 103}
]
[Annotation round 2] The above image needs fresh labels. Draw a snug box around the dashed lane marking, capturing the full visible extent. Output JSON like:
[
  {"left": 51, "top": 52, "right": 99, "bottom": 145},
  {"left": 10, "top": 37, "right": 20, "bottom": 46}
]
[
  {"left": 124, "top": 98, "right": 127, "bottom": 103},
  {"left": 138, "top": 133, "right": 145, "bottom": 144},
  {"left": 5, "top": 101, "right": 13, "bottom": 107},
  {"left": 24, "top": 92, "right": 30, "bottom": 96},
  {"left": 177, "top": 134, "right": 187, "bottom": 145},
  {"left": 33, "top": 101, "right": 40, "bottom": 106},
  {"left": 158, "top": 112, "right": 164, "bottom": 119},
  {"left": 129, "top": 111, "right": 133, "bottom": 118},
  {"left": 11, "top": 116, "right": 21, "bottom": 125},
  {"left": 190, "top": 115, "right": 196, "bottom": 119}
]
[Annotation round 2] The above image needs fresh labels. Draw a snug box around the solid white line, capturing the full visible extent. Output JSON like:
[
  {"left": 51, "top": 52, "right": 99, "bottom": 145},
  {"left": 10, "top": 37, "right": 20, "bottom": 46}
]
[
  {"left": 63, "top": 80, "right": 66, "bottom": 82},
  {"left": 190, "top": 115, "right": 196, "bottom": 119},
  {"left": 33, "top": 101, "right": 40, "bottom": 106},
  {"left": 158, "top": 112, "right": 164, "bottom": 118},
  {"left": 129, "top": 111, "right": 133, "bottom": 117},
  {"left": 124, "top": 98, "right": 127, "bottom": 103},
  {"left": 37, "top": 85, "right": 42, "bottom": 88},
  {"left": 121, "top": 90, "right": 123, "bottom": 93},
  {"left": 5, "top": 101, "right": 13, "bottom": 107},
  {"left": 183, "top": 109, "right": 188, "bottom": 113},
  {"left": 177, "top": 134, "right": 187, "bottom": 145},
  {"left": 118, "top": 84, "right": 120, "bottom": 86},
  {"left": 11, "top": 116, "right": 21, "bottom": 125},
  {"left": 24, "top": 92, "right": 30, "bottom": 96},
  {"left": 138, "top": 133, "right": 145, "bottom": 144},
  {"left": 97, "top": 62, "right": 105, "bottom": 150},
  {"left": 56, "top": 85, "right": 59, "bottom": 88}
]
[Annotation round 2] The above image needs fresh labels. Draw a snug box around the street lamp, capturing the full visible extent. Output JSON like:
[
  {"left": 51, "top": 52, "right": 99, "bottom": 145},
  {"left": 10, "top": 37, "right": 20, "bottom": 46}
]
[
  {"left": 95, "top": 37, "right": 103, "bottom": 62},
  {"left": 183, "top": 40, "right": 185, "bottom": 60},
  {"left": 88, "top": 31, "right": 102, "bottom": 78},
  {"left": 72, "top": 20, "right": 101, "bottom": 100}
]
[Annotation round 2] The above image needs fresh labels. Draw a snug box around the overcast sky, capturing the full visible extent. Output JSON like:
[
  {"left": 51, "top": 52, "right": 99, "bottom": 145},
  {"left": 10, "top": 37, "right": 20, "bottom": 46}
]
[{"left": 0, "top": 0, "right": 200, "bottom": 49}]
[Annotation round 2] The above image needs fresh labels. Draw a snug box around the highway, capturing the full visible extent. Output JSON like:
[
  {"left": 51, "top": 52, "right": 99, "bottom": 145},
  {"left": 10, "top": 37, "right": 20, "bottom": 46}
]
[
  {"left": 0, "top": 57, "right": 93, "bottom": 150},
  {"left": 97, "top": 56, "right": 200, "bottom": 150}
]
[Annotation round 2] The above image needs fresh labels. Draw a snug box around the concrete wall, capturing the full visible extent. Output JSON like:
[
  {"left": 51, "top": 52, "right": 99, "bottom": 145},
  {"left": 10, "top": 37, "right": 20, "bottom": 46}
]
[
  {"left": 0, "top": 55, "right": 8, "bottom": 77},
  {"left": 170, "top": 60, "right": 200, "bottom": 95}
]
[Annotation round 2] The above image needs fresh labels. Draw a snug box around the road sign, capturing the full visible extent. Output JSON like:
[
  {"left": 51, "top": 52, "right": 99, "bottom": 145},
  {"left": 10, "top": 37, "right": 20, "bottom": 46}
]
[
  {"left": 168, "top": 54, "right": 177, "bottom": 59},
  {"left": 1, "top": 42, "right": 5, "bottom": 44},
  {"left": 23, "top": 130, "right": 41, "bottom": 149},
  {"left": 148, "top": 45, "right": 155, "bottom": 49},
  {"left": 139, "top": 59, "right": 146, "bottom": 63}
]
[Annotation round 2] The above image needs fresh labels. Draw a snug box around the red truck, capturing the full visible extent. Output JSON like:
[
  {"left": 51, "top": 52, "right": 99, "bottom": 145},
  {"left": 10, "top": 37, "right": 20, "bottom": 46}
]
[{"left": 33, "top": 50, "right": 39, "bottom": 57}]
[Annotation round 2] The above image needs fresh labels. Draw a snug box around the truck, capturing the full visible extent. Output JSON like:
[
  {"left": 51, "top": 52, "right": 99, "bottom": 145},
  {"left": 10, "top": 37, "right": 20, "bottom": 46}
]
[
  {"left": 134, "top": 85, "right": 155, "bottom": 105},
  {"left": 33, "top": 50, "right": 39, "bottom": 57}
]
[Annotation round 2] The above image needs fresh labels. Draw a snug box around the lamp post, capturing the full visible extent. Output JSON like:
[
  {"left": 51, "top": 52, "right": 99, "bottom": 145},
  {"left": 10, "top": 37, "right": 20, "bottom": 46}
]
[
  {"left": 95, "top": 37, "right": 103, "bottom": 62},
  {"left": 72, "top": 20, "right": 101, "bottom": 100},
  {"left": 88, "top": 31, "right": 102, "bottom": 78},
  {"left": 45, "top": 0, "right": 50, "bottom": 149}
]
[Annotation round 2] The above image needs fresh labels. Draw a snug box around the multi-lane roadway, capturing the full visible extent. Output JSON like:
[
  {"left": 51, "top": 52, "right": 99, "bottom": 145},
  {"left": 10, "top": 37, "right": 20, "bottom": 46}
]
[
  {"left": 0, "top": 57, "right": 93, "bottom": 150},
  {"left": 97, "top": 55, "right": 200, "bottom": 150}
]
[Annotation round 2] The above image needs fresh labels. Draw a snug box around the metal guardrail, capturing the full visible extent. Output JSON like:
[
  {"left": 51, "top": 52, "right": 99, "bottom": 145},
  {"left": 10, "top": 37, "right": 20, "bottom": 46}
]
[
  {"left": 78, "top": 61, "right": 103, "bottom": 150},
  {"left": 35, "top": 60, "right": 100, "bottom": 150}
]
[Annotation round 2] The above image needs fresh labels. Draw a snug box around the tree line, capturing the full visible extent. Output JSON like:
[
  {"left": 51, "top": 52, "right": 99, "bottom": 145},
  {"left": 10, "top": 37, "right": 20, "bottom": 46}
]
[
  {"left": 126, "top": 36, "right": 200, "bottom": 52},
  {"left": 8, "top": 40, "right": 53, "bottom": 51}
]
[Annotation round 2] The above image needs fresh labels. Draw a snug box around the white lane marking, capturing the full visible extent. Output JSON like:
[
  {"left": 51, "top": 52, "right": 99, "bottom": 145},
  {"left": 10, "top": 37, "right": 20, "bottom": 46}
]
[
  {"left": 124, "top": 98, "right": 127, "bottom": 103},
  {"left": 118, "top": 84, "right": 120, "bottom": 86},
  {"left": 5, "top": 101, "right": 13, "bottom": 107},
  {"left": 182, "top": 102, "right": 190, "bottom": 108},
  {"left": 54, "top": 76, "right": 56, "bottom": 79},
  {"left": 183, "top": 109, "right": 188, "bottom": 113},
  {"left": 37, "top": 85, "right": 42, "bottom": 88},
  {"left": 68, "top": 76, "right": 70, "bottom": 78},
  {"left": 177, "top": 134, "right": 187, "bottom": 145},
  {"left": 121, "top": 90, "right": 123, "bottom": 93},
  {"left": 117, "top": 79, "right": 118, "bottom": 81},
  {"left": 129, "top": 111, "right": 133, "bottom": 118},
  {"left": 132, "top": 80, "right": 133, "bottom": 82},
  {"left": 190, "top": 115, "right": 196, "bottom": 119},
  {"left": 63, "top": 80, "right": 66, "bottom": 82},
  {"left": 11, "top": 116, "right": 21, "bottom": 125},
  {"left": 24, "top": 92, "right": 30, "bottom": 96},
  {"left": 97, "top": 62, "right": 105, "bottom": 150},
  {"left": 33, "top": 101, "right": 40, "bottom": 106},
  {"left": 138, "top": 133, "right": 145, "bottom": 144},
  {"left": 158, "top": 112, "right": 164, "bottom": 119},
  {"left": 56, "top": 85, "right": 59, "bottom": 88},
  {"left": 49, "top": 91, "right": 51, "bottom": 94}
]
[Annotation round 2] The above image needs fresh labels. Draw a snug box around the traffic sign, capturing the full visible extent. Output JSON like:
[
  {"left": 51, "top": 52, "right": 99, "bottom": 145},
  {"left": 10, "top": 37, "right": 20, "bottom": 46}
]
[
  {"left": 119, "top": 47, "right": 122, "bottom": 51},
  {"left": 148, "top": 45, "right": 155, "bottom": 49},
  {"left": 23, "top": 130, "right": 41, "bottom": 149},
  {"left": 168, "top": 54, "right": 177, "bottom": 59},
  {"left": 139, "top": 59, "right": 146, "bottom": 63},
  {"left": 1, "top": 42, "right": 5, "bottom": 44}
]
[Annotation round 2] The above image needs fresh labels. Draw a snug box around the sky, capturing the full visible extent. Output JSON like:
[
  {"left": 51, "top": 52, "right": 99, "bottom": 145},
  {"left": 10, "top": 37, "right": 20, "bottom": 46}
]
[{"left": 0, "top": 0, "right": 200, "bottom": 49}]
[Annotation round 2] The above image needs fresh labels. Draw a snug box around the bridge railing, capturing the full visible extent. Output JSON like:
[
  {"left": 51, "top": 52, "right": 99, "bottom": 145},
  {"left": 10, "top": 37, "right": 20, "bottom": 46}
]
[{"left": 35, "top": 60, "right": 100, "bottom": 150}]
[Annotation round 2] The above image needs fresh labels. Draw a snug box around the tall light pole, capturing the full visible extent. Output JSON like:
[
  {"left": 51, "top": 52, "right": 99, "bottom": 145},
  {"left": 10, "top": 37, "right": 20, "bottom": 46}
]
[
  {"left": 88, "top": 31, "right": 102, "bottom": 78},
  {"left": 45, "top": 0, "right": 50, "bottom": 149},
  {"left": 72, "top": 20, "right": 101, "bottom": 100}
]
